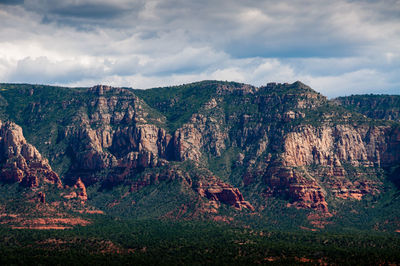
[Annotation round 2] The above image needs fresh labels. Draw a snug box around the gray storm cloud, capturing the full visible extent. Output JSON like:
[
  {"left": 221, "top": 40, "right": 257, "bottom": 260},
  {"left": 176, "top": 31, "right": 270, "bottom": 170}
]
[{"left": 0, "top": 0, "right": 399, "bottom": 97}]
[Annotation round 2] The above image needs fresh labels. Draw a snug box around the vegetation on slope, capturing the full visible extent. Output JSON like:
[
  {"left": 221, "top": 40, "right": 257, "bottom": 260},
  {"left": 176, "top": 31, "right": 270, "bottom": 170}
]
[
  {"left": 133, "top": 80, "right": 245, "bottom": 132},
  {"left": 336, "top": 94, "right": 400, "bottom": 122}
]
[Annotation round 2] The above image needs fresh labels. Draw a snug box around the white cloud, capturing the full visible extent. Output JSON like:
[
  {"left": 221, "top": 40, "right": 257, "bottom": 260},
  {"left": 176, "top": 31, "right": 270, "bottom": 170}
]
[
  {"left": 0, "top": 0, "right": 398, "bottom": 97},
  {"left": 303, "top": 69, "right": 393, "bottom": 97}
]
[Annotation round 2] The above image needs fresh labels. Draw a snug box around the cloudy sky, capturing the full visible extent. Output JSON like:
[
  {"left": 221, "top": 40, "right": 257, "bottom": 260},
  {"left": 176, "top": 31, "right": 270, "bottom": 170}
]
[{"left": 0, "top": 0, "right": 399, "bottom": 97}]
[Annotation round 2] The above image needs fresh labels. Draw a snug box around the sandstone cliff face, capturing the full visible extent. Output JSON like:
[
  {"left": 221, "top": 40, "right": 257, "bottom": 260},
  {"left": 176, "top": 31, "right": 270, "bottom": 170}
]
[
  {"left": 178, "top": 83, "right": 399, "bottom": 213},
  {"left": 276, "top": 124, "right": 398, "bottom": 205},
  {"left": 112, "top": 124, "right": 171, "bottom": 161},
  {"left": 64, "top": 86, "right": 172, "bottom": 182},
  {"left": 2, "top": 82, "right": 398, "bottom": 217},
  {"left": 68, "top": 123, "right": 170, "bottom": 172},
  {"left": 264, "top": 166, "right": 329, "bottom": 212},
  {"left": 0, "top": 120, "right": 61, "bottom": 187},
  {"left": 57, "top": 86, "right": 255, "bottom": 211},
  {"left": 250, "top": 125, "right": 388, "bottom": 212},
  {"left": 65, "top": 83, "right": 400, "bottom": 214},
  {"left": 282, "top": 124, "right": 395, "bottom": 167},
  {"left": 174, "top": 106, "right": 227, "bottom": 162},
  {"left": 141, "top": 82, "right": 399, "bottom": 213}
]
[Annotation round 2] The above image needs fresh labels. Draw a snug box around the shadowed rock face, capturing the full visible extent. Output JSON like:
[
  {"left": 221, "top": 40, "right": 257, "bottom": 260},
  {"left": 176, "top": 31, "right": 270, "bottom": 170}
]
[
  {"left": 62, "top": 178, "right": 87, "bottom": 204},
  {"left": 63, "top": 87, "right": 174, "bottom": 186},
  {"left": 0, "top": 120, "right": 61, "bottom": 187},
  {"left": 198, "top": 180, "right": 255, "bottom": 211}
]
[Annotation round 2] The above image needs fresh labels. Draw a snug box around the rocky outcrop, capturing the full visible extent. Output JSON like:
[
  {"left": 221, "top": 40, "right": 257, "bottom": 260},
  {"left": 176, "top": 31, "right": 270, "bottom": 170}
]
[
  {"left": 112, "top": 124, "right": 171, "bottom": 160},
  {"left": 37, "top": 191, "right": 46, "bottom": 203},
  {"left": 89, "top": 85, "right": 114, "bottom": 96},
  {"left": 265, "top": 166, "right": 329, "bottom": 212},
  {"left": 281, "top": 125, "right": 394, "bottom": 167},
  {"left": 196, "top": 179, "right": 254, "bottom": 211},
  {"left": 0, "top": 120, "right": 61, "bottom": 187},
  {"left": 68, "top": 124, "right": 171, "bottom": 172},
  {"left": 63, "top": 178, "right": 87, "bottom": 203},
  {"left": 174, "top": 101, "right": 227, "bottom": 162},
  {"left": 63, "top": 87, "right": 173, "bottom": 185},
  {"left": 328, "top": 178, "right": 378, "bottom": 200},
  {"left": 174, "top": 121, "right": 203, "bottom": 162},
  {"left": 258, "top": 124, "right": 397, "bottom": 209},
  {"left": 69, "top": 126, "right": 117, "bottom": 170},
  {"left": 74, "top": 178, "right": 87, "bottom": 201}
]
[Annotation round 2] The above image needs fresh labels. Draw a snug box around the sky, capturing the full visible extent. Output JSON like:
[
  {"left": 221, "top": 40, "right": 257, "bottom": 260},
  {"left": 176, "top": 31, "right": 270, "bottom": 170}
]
[{"left": 0, "top": 0, "right": 399, "bottom": 97}]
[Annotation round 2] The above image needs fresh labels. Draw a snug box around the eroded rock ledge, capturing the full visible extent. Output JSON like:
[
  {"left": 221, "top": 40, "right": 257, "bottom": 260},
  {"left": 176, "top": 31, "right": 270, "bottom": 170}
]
[{"left": 0, "top": 120, "right": 61, "bottom": 187}]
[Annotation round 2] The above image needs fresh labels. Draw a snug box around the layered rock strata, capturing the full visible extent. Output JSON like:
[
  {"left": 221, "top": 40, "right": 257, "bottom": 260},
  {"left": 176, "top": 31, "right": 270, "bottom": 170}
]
[{"left": 0, "top": 120, "right": 61, "bottom": 187}]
